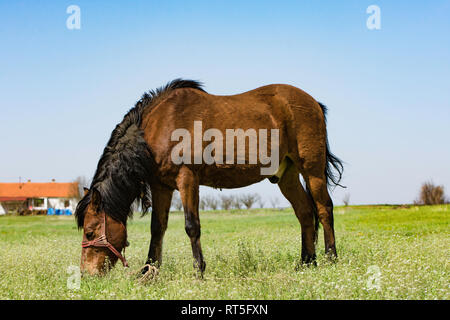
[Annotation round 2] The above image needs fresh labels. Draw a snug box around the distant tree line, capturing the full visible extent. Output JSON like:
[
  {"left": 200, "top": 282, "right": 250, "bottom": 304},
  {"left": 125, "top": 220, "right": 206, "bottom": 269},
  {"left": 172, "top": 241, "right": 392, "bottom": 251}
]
[
  {"left": 171, "top": 191, "right": 282, "bottom": 211},
  {"left": 73, "top": 176, "right": 449, "bottom": 210}
]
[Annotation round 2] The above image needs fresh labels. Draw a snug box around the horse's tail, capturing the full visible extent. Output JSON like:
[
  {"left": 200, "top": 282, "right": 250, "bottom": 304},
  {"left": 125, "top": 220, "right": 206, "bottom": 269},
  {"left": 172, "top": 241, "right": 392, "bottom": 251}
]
[{"left": 318, "top": 102, "right": 345, "bottom": 188}]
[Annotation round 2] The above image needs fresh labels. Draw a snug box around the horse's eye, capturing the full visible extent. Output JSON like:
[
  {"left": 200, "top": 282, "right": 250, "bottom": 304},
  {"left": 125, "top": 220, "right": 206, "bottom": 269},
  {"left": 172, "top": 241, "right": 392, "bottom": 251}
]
[{"left": 86, "top": 231, "right": 94, "bottom": 240}]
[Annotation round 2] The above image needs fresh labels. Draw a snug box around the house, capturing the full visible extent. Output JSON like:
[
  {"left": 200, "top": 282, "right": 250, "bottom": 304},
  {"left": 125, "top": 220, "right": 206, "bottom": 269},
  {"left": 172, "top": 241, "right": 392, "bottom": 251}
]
[{"left": 0, "top": 181, "right": 79, "bottom": 214}]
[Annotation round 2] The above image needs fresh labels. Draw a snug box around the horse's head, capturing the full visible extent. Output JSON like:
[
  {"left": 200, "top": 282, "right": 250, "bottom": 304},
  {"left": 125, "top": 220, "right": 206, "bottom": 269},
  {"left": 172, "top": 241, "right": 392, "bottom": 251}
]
[{"left": 78, "top": 188, "right": 128, "bottom": 275}]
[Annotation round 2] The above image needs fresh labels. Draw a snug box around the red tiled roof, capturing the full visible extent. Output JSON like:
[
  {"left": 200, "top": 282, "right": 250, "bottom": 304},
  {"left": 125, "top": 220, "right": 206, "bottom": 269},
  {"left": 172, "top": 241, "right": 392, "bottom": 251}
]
[
  {"left": 0, "top": 182, "right": 79, "bottom": 199},
  {"left": 0, "top": 196, "right": 27, "bottom": 202}
]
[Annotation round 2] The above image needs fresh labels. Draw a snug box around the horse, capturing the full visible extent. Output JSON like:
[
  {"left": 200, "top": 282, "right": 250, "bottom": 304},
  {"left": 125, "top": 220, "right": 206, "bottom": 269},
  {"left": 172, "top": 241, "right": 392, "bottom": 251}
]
[{"left": 75, "top": 79, "right": 343, "bottom": 275}]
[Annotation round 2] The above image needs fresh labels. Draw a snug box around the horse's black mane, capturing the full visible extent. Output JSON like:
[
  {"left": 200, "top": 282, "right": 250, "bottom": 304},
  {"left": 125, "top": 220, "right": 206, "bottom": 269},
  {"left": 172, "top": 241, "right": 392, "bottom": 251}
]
[{"left": 75, "top": 79, "right": 205, "bottom": 228}]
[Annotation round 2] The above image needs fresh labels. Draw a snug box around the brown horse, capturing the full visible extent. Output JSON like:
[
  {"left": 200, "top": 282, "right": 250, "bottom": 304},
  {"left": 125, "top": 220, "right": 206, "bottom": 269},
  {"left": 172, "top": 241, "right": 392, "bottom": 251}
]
[{"left": 75, "top": 79, "right": 343, "bottom": 275}]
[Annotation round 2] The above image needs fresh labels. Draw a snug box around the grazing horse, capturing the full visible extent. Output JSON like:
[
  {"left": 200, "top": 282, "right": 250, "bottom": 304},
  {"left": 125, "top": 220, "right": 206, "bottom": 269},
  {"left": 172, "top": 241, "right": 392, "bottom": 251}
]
[{"left": 75, "top": 79, "right": 343, "bottom": 275}]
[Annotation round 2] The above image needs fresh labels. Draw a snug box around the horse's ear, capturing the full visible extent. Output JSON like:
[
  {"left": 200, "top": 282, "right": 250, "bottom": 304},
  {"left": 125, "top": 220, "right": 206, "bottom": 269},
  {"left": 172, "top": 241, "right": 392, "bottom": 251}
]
[
  {"left": 91, "top": 188, "right": 101, "bottom": 209},
  {"left": 83, "top": 187, "right": 89, "bottom": 196}
]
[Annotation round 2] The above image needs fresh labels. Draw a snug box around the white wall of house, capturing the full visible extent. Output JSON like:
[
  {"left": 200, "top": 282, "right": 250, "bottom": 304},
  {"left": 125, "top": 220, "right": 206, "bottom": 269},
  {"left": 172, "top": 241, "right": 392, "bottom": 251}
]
[
  {"left": 47, "top": 198, "right": 78, "bottom": 212},
  {"left": 0, "top": 198, "right": 78, "bottom": 213},
  {"left": 26, "top": 197, "right": 78, "bottom": 212}
]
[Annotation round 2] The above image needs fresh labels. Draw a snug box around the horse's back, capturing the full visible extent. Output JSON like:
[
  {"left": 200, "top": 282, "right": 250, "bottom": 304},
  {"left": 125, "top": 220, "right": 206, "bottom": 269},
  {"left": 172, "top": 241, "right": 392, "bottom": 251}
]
[{"left": 150, "top": 83, "right": 321, "bottom": 127}]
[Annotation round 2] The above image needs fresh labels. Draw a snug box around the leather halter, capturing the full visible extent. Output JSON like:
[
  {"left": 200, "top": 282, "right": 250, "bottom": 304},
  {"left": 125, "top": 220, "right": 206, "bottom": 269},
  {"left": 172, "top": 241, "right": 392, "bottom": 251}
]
[{"left": 81, "top": 212, "right": 129, "bottom": 267}]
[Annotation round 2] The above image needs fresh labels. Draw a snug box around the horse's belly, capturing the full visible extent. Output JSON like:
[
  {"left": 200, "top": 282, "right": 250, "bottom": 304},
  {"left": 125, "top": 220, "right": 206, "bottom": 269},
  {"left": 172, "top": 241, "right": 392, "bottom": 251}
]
[{"left": 198, "top": 165, "right": 266, "bottom": 189}]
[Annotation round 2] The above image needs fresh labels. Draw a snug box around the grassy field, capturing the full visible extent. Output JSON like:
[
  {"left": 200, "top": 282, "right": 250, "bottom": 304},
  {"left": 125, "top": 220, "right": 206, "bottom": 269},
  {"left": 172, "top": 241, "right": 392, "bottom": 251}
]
[{"left": 0, "top": 205, "right": 448, "bottom": 300}]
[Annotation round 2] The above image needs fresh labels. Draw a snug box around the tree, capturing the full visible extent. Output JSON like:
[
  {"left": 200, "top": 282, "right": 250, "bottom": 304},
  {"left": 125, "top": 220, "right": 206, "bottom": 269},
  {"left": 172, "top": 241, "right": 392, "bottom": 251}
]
[
  {"left": 343, "top": 193, "right": 350, "bottom": 206},
  {"left": 199, "top": 198, "right": 207, "bottom": 211},
  {"left": 73, "top": 176, "right": 90, "bottom": 200},
  {"left": 257, "top": 196, "right": 265, "bottom": 208},
  {"left": 240, "top": 193, "right": 260, "bottom": 209},
  {"left": 269, "top": 196, "right": 280, "bottom": 209},
  {"left": 231, "top": 195, "right": 242, "bottom": 209},
  {"left": 204, "top": 195, "right": 219, "bottom": 210},
  {"left": 220, "top": 195, "right": 233, "bottom": 210},
  {"left": 415, "top": 181, "right": 448, "bottom": 205}
]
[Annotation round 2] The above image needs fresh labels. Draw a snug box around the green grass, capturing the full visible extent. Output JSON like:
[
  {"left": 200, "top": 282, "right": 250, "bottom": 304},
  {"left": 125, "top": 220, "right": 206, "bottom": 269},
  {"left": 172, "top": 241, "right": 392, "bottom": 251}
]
[{"left": 0, "top": 205, "right": 449, "bottom": 299}]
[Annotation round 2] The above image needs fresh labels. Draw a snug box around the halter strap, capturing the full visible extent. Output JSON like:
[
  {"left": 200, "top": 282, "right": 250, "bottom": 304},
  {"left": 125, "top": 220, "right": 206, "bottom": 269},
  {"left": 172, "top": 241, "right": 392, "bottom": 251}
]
[{"left": 81, "top": 212, "right": 129, "bottom": 267}]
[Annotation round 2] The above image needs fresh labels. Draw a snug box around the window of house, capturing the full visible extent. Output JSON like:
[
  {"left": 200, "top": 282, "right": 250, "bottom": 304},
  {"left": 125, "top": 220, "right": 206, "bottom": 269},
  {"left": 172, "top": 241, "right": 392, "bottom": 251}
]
[
  {"left": 64, "top": 200, "right": 70, "bottom": 208},
  {"left": 33, "top": 198, "right": 44, "bottom": 207}
]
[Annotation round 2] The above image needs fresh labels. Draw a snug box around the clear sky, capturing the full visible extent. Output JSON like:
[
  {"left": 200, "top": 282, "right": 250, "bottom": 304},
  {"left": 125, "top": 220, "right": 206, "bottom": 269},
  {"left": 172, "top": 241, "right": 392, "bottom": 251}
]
[{"left": 1, "top": 0, "right": 449, "bottom": 206}]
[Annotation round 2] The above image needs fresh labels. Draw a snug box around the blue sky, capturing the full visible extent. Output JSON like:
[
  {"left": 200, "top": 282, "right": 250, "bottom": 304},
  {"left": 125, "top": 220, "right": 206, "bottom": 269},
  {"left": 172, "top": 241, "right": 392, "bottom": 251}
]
[{"left": 1, "top": 0, "right": 449, "bottom": 205}]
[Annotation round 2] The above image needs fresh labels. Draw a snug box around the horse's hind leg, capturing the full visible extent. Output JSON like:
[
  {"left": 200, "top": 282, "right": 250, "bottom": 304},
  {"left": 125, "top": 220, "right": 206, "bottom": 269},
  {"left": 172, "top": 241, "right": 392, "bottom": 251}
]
[
  {"left": 303, "top": 169, "right": 337, "bottom": 259},
  {"left": 278, "top": 162, "right": 317, "bottom": 266},
  {"left": 143, "top": 183, "right": 173, "bottom": 273},
  {"left": 176, "top": 166, "right": 206, "bottom": 276},
  {"left": 292, "top": 103, "right": 337, "bottom": 260}
]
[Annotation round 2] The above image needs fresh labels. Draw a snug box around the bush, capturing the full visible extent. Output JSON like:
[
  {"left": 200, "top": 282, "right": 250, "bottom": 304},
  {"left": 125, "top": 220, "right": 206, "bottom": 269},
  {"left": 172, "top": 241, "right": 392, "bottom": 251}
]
[
  {"left": 343, "top": 193, "right": 350, "bottom": 206},
  {"left": 231, "top": 195, "right": 242, "bottom": 209},
  {"left": 269, "top": 197, "right": 280, "bottom": 209},
  {"left": 240, "top": 193, "right": 260, "bottom": 209},
  {"left": 257, "top": 197, "right": 265, "bottom": 208},
  {"left": 415, "top": 181, "right": 448, "bottom": 205},
  {"left": 220, "top": 195, "right": 233, "bottom": 210},
  {"left": 203, "top": 195, "right": 219, "bottom": 210},
  {"left": 199, "top": 198, "right": 207, "bottom": 211}
]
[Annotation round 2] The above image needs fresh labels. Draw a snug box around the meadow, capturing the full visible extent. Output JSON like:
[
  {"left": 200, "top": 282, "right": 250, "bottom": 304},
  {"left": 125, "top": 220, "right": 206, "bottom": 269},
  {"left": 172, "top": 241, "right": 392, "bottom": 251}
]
[{"left": 0, "top": 205, "right": 448, "bottom": 300}]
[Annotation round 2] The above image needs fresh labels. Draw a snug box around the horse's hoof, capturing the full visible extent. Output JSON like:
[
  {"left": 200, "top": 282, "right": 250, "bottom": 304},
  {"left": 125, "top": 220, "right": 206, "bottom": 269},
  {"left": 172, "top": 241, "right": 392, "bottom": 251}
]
[
  {"left": 295, "top": 260, "right": 317, "bottom": 271},
  {"left": 325, "top": 248, "right": 338, "bottom": 263},
  {"left": 140, "top": 265, "right": 149, "bottom": 275},
  {"left": 327, "top": 255, "right": 338, "bottom": 263},
  {"left": 193, "top": 261, "right": 206, "bottom": 279},
  {"left": 138, "top": 264, "right": 159, "bottom": 282}
]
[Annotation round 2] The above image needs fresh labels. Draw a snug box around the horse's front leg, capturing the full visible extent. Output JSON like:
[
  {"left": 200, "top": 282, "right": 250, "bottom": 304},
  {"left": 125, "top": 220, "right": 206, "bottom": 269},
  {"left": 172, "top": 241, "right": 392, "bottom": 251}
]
[
  {"left": 142, "top": 183, "right": 173, "bottom": 274},
  {"left": 176, "top": 166, "right": 206, "bottom": 276}
]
